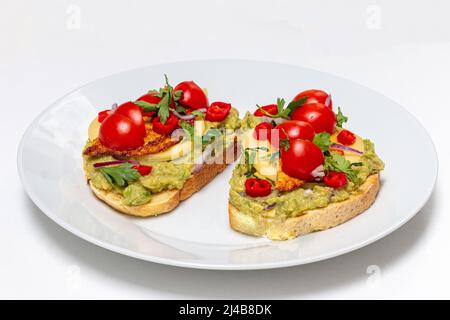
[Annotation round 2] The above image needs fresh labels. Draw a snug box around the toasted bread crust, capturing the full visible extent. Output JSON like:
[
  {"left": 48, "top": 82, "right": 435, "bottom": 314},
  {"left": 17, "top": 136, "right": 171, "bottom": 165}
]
[
  {"left": 229, "top": 174, "right": 380, "bottom": 240},
  {"left": 85, "top": 140, "right": 238, "bottom": 217}
]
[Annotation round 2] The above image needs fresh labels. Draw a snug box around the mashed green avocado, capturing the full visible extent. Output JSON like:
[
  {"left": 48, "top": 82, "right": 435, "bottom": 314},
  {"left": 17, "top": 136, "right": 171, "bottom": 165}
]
[
  {"left": 85, "top": 108, "right": 240, "bottom": 207},
  {"left": 229, "top": 138, "right": 384, "bottom": 220}
]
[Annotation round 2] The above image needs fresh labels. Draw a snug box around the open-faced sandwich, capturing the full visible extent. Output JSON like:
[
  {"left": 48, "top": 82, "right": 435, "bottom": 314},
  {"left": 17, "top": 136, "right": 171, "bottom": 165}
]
[
  {"left": 83, "top": 76, "right": 240, "bottom": 217},
  {"left": 229, "top": 89, "right": 385, "bottom": 240}
]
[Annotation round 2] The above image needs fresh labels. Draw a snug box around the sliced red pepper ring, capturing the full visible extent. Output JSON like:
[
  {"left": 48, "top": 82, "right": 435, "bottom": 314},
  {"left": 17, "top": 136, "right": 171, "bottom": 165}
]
[
  {"left": 253, "top": 104, "right": 278, "bottom": 117},
  {"left": 253, "top": 122, "right": 274, "bottom": 141},
  {"left": 245, "top": 178, "right": 272, "bottom": 197},
  {"left": 98, "top": 109, "right": 113, "bottom": 123},
  {"left": 132, "top": 165, "right": 152, "bottom": 176},
  {"left": 205, "top": 102, "right": 232, "bottom": 122},
  {"left": 337, "top": 129, "right": 356, "bottom": 145},
  {"left": 323, "top": 171, "right": 347, "bottom": 189},
  {"left": 152, "top": 113, "right": 179, "bottom": 136}
]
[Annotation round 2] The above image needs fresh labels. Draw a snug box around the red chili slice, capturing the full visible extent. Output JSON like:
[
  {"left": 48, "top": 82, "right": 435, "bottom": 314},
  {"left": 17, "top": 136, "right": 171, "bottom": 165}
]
[
  {"left": 132, "top": 165, "right": 152, "bottom": 176},
  {"left": 98, "top": 110, "right": 112, "bottom": 123},
  {"left": 205, "top": 102, "right": 231, "bottom": 122},
  {"left": 337, "top": 129, "right": 356, "bottom": 146},
  {"left": 253, "top": 104, "right": 278, "bottom": 117},
  {"left": 152, "top": 113, "right": 179, "bottom": 136},
  {"left": 253, "top": 122, "right": 274, "bottom": 141},
  {"left": 245, "top": 178, "right": 272, "bottom": 197},
  {"left": 323, "top": 171, "right": 348, "bottom": 189}
]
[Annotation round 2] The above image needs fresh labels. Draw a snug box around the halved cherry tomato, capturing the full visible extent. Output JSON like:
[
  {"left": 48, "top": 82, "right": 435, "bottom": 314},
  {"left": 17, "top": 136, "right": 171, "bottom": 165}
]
[
  {"left": 253, "top": 104, "right": 278, "bottom": 117},
  {"left": 280, "top": 139, "right": 324, "bottom": 181},
  {"left": 174, "top": 81, "right": 209, "bottom": 110},
  {"left": 137, "top": 93, "right": 161, "bottom": 117},
  {"left": 293, "top": 89, "right": 332, "bottom": 109},
  {"left": 290, "top": 103, "right": 336, "bottom": 134},
  {"left": 337, "top": 129, "right": 356, "bottom": 145},
  {"left": 132, "top": 165, "right": 152, "bottom": 176},
  {"left": 245, "top": 178, "right": 272, "bottom": 197},
  {"left": 99, "top": 113, "right": 145, "bottom": 151},
  {"left": 98, "top": 110, "right": 112, "bottom": 123},
  {"left": 114, "top": 101, "right": 146, "bottom": 137},
  {"left": 152, "top": 113, "right": 179, "bottom": 136},
  {"left": 275, "top": 120, "right": 315, "bottom": 142},
  {"left": 205, "top": 102, "right": 231, "bottom": 122},
  {"left": 324, "top": 171, "right": 347, "bottom": 188},
  {"left": 253, "top": 122, "right": 274, "bottom": 141}
]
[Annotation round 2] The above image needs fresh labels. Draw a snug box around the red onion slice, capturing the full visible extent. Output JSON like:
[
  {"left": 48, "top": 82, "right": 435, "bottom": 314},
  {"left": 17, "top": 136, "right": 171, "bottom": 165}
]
[
  {"left": 111, "top": 103, "right": 118, "bottom": 110},
  {"left": 330, "top": 143, "right": 363, "bottom": 155},
  {"left": 311, "top": 164, "right": 325, "bottom": 180},
  {"left": 172, "top": 108, "right": 207, "bottom": 121},
  {"left": 93, "top": 160, "right": 140, "bottom": 169}
]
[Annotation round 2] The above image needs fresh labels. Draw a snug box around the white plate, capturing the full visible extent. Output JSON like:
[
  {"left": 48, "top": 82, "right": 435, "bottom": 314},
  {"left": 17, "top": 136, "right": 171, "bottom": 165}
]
[{"left": 18, "top": 60, "right": 438, "bottom": 270}]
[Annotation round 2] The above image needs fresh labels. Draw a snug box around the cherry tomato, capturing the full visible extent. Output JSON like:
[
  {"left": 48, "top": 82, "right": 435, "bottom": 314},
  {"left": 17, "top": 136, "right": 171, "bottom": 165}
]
[
  {"left": 98, "top": 110, "right": 112, "bottom": 123},
  {"left": 205, "top": 102, "right": 231, "bottom": 122},
  {"left": 253, "top": 122, "right": 274, "bottom": 141},
  {"left": 132, "top": 165, "right": 152, "bottom": 176},
  {"left": 114, "top": 101, "right": 146, "bottom": 137},
  {"left": 275, "top": 120, "right": 315, "bottom": 142},
  {"left": 152, "top": 113, "right": 179, "bottom": 136},
  {"left": 245, "top": 178, "right": 272, "bottom": 197},
  {"left": 337, "top": 129, "right": 356, "bottom": 145},
  {"left": 324, "top": 171, "right": 347, "bottom": 189},
  {"left": 280, "top": 139, "right": 324, "bottom": 181},
  {"left": 293, "top": 89, "right": 332, "bottom": 109},
  {"left": 174, "top": 81, "right": 209, "bottom": 110},
  {"left": 253, "top": 104, "right": 278, "bottom": 117},
  {"left": 137, "top": 93, "right": 161, "bottom": 117},
  {"left": 99, "top": 114, "right": 145, "bottom": 151},
  {"left": 290, "top": 103, "right": 336, "bottom": 134}
]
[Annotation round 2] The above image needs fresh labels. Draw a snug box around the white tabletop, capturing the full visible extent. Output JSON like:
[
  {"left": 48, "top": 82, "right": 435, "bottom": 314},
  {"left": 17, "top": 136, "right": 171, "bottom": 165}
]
[{"left": 1, "top": 0, "right": 448, "bottom": 299}]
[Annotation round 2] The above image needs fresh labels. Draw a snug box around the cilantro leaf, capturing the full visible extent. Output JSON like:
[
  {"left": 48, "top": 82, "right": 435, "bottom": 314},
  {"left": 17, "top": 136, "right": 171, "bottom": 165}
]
[
  {"left": 191, "top": 110, "right": 205, "bottom": 118},
  {"left": 336, "top": 107, "right": 348, "bottom": 127},
  {"left": 313, "top": 132, "right": 331, "bottom": 152},
  {"left": 324, "top": 154, "right": 361, "bottom": 184},
  {"left": 256, "top": 97, "right": 307, "bottom": 119},
  {"left": 134, "top": 100, "right": 159, "bottom": 112},
  {"left": 173, "top": 90, "right": 183, "bottom": 101},
  {"left": 157, "top": 94, "right": 170, "bottom": 124},
  {"left": 99, "top": 163, "right": 141, "bottom": 188},
  {"left": 280, "top": 138, "right": 290, "bottom": 151}
]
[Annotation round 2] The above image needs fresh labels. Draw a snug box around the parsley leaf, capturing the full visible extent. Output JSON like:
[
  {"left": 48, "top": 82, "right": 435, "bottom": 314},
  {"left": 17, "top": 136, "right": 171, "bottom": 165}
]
[
  {"left": 336, "top": 107, "right": 348, "bottom": 127},
  {"left": 173, "top": 90, "right": 183, "bottom": 101},
  {"left": 313, "top": 132, "right": 331, "bottom": 152},
  {"left": 256, "top": 97, "right": 307, "bottom": 119},
  {"left": 99, "top": 163, "right": 141, "bottom": 188},
  {"left": 324, "top": 154, "right": 361, "bottom": 184},
  {"left": 134, "top": 100, "right": 159, "bottom": 112},
  {"left": 179, "top": 121, "right": 194, "bottom": 139}
]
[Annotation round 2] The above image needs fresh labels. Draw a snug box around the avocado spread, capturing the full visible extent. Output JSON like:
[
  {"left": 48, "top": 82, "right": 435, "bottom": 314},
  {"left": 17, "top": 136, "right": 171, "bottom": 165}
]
[
  {"left": 85, "top": 108, "right": 241, "bottom": 206},
  {"left": 229, "top": 138, "right": 384, "bottom": 220}
]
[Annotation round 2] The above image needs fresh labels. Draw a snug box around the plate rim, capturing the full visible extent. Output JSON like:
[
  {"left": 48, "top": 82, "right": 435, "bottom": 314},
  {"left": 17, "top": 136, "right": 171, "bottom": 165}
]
[{"left": 17, "top": 59, "right": 439, "bottom": 270}]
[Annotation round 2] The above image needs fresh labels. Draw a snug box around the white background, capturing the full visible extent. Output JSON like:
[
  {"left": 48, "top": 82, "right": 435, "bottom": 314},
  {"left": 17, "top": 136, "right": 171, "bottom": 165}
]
[{"left": 1, "top": 0, "right": 449, "bottom": 299}]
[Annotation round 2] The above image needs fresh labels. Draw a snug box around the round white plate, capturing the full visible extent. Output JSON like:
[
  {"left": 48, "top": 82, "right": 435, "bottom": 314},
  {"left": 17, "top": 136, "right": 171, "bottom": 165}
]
[{"left": 18, "top": 60, "right": 438, "bottom": 270}]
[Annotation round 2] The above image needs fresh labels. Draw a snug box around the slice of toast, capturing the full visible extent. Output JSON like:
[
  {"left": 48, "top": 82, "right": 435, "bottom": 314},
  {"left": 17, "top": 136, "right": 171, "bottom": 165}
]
[
  {"left": 229, "top": 173, "right": 380, "bottom": 240},
  {"left": 86, "top": 139, "right": 239, "bottom": 217}
]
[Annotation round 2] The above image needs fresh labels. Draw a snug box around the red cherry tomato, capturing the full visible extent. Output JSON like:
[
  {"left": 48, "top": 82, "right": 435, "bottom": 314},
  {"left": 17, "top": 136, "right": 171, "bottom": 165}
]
[
  {"left": 152, "top": 113, "right": 179, "bottom": 136},
  {"left": 324, "top": 171, "right": 347, "bottom": 189},
  {"left": 280, "top": 139, "right": 324, "bottom": 181},
  {"left": 132, "top": 165, "right": 152, "bottom": 176},
  {"left": 337, "top": 129, "right": 356, "bottom": 145},
  {"left": 137, "top": 93, "right": 161, "bottom": 117},
  {"left": 98, "top": 110, "right": 112, "bottom": 123},
  {"left": 253, "top": 104, "right": 278, "bottom": 117},
  {"left": 99, "top": 114, "right": 145, "bottom": 151},
  {"left": 205, "top": 102, "right": 231, "bottom": 122},
  {"left": 290, "top": 103, "right": 336, "bottom": 134},
  {"left": 253, "top": 122, "right": 274, "bottom": 141},
  {"left": 275, "top": 120, "right": 315, "bottom": 142},
  {"left": 245, "top": 178, "right": 272, "bottom": 197},
  {"left": 114, "top": 102, "right": 146, "bottom": 137},
  {"left": 174, "top": 81, "right": 209, "bottom": 110},
  {"left": 293, "top": 89, "right": 332, "bottom": 109}
]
